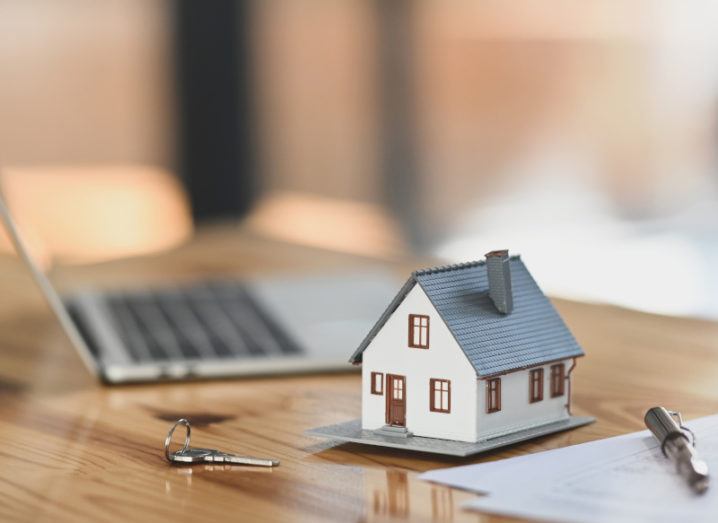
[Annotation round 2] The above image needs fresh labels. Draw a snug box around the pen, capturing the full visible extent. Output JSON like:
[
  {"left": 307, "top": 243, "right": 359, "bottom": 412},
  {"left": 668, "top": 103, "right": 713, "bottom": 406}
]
[{"left": 644, "top": 406, "right": 709, "bottom": 494}]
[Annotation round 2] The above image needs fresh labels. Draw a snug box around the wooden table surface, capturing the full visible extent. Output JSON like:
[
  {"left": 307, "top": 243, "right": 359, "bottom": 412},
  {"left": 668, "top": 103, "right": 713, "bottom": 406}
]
[{"left": 2, "top": 225, "right": 718, "bottom": 523}]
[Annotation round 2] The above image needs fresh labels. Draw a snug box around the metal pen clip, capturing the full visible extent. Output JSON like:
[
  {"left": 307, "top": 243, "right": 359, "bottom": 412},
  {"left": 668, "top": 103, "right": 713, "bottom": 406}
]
[
  {"left": 664, "top": 410, "right": 696, "bottom": 449},
  {"left": 645, "top": 406, "right": 709, "bottom": 494}
]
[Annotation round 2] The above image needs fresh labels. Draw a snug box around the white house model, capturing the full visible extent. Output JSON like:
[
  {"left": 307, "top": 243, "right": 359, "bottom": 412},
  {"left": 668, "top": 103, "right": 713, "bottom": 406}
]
[{"left": 349, "top": 250, "right": 585, "bottom": 443}]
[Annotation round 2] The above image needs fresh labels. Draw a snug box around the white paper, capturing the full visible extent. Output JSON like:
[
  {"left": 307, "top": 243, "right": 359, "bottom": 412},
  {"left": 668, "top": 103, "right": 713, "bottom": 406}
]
[{"left": 421, "top": 414, "right": 718, "bottom": 523}]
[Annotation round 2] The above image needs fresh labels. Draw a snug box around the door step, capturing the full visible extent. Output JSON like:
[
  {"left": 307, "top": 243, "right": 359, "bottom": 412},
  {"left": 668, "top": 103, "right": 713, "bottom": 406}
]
[{"left": 374, "top": 425, "right": 413, "bottom": 438}]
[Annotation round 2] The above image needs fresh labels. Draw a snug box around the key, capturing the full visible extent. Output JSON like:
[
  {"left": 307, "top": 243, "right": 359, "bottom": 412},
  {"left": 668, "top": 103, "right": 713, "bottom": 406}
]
[
  {"left": 171, "top": 448, "right": 280, "bottom": 466},
  {"left": 164, "top": 419, "right": 280, "bottom": 467}
]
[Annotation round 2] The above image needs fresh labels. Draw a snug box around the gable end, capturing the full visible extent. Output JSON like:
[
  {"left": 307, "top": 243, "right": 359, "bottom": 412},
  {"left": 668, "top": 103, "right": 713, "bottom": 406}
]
[{"left": 348, "top": 277, "right": 417, "bottom": 364}]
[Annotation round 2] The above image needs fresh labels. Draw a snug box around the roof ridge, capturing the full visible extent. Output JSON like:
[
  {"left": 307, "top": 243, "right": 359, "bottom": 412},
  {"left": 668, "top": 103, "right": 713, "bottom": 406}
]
[
  {"left": 412, "top": 254, "right": 521, "bottom": 277},
  {"left": 412, "top": 260, "right": 484, "bottom": 277}
]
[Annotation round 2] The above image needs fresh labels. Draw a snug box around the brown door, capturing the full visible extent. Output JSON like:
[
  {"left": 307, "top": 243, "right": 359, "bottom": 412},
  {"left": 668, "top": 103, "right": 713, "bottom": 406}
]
[{"left": 385, "top": 374, "right": 406, "bottom": 426}]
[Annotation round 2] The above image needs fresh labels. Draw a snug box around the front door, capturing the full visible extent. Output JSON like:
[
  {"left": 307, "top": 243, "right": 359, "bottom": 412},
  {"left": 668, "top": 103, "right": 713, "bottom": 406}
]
[{"left": 386, "top": 374, "right": 406, "bottom": 426}]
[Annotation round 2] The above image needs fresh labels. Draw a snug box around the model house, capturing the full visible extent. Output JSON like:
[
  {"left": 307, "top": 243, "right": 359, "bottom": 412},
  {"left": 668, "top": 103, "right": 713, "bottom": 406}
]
[{"left": 349, "top": 250, "right": 585, "bottom": 443}]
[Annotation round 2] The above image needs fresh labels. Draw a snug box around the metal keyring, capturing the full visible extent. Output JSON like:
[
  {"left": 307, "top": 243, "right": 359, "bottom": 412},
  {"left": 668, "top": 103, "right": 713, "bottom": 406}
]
[{"left": 164, "top": 418, "right": 191, "bottom": 462}]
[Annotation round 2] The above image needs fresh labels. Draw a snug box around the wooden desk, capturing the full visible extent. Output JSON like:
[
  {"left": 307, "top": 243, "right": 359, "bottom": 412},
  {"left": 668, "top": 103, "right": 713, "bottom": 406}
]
[{"left": 2, "top": 226, "right": 718, "bottom": 522}]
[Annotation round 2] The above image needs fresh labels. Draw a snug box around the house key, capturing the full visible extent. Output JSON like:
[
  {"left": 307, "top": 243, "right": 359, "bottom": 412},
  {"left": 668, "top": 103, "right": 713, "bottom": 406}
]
[{"left": 164, "top": 419, "right": 280, "bottom": 467}]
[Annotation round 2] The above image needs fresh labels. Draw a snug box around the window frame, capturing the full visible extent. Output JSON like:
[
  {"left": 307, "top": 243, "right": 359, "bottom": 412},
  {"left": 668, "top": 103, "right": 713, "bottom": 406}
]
[
  {"left": 392, "top": 376, "right": 404, "bottom": 400},
  {"left": 408, "top": 314, "right": 430, "bottom": 349},
  {"left": 550, "top": 363, "right": 566, "bottom": 398},
  {"left": 429, "top": 378, "right": 451, "bottom": 413},
  {"left": 371, "top": 372, "right": 384, "bottom": 395},
  {"left": 486, "top": 378, "right": 501, "bottom": 413},
  {"left": 529, "top": 368, "right": 544, "bottom": 403}
]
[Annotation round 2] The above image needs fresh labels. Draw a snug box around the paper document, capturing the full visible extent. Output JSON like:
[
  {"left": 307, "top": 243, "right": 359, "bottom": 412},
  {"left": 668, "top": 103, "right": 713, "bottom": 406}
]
[{"left": 420, "top": 414, "right": 718, "bottom": 523}]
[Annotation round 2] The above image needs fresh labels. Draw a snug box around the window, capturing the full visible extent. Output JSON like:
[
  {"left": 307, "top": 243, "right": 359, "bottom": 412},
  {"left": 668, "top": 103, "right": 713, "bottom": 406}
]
[
  {"left": 529, "top": 368, "right": 544, "bottom": 403},
  {"left": 371, "top": 372, "right": 384, "bottom": 395},
  {"left": 430, "top": 379, "right": 451, "bottom": 413},
  {"left": 550, "top": 363, "right": 566, "bottom": 397},
  {"left": 408, "top": 314, "right": 430, "bottom": 348},
  {"left": 392, "top": 377, "right": 404, "bottom": 400},
  {"left": 486, "top": 378, "right": 501, "bottom": 413}
]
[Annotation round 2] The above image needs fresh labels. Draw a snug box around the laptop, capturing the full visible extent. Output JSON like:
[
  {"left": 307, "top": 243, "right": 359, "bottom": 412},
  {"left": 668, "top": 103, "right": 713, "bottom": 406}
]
[{"left": 0, "top": 192, "right": 397, "bottom": 384}]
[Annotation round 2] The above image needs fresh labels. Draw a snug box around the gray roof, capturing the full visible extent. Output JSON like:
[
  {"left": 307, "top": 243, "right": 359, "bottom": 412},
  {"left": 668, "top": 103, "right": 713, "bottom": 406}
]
[{"left": 349, "top": 256, "right": 584, "bottom": 376}]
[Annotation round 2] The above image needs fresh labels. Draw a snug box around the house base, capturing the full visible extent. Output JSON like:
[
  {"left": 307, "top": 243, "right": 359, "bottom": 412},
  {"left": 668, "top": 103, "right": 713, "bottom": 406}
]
[{"left": 306, "top": 416, "right": 595, "bottom": 457}]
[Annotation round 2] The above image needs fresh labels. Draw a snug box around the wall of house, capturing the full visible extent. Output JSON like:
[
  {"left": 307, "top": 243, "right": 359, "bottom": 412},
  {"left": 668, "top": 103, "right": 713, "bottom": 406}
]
[
  {"left": 476, "top": 358, "right": 573, "bottom": 440},
  {"left": 361, "top": 284, "right": 478, "bottom": 442}
]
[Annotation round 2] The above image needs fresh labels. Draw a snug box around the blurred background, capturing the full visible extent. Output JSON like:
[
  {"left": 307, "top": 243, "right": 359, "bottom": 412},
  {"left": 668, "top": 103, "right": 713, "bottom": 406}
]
[{"left": 3, "top": 0, "right": 718, "bottom": 317}]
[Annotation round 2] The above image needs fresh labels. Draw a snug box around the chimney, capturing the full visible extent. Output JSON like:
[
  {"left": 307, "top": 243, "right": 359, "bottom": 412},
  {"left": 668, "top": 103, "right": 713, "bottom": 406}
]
[{"left": 486, "top": 250, "right": 513, "bottom": 314}]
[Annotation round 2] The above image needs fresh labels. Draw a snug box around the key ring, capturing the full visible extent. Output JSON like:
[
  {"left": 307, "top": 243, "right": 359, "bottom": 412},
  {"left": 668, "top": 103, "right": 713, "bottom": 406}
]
[{"left": 164, "top": 418, "right": 192, "bottom": 462}]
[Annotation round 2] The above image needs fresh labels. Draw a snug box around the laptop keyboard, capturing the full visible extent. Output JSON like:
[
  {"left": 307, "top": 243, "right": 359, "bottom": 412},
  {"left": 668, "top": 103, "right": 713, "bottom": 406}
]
[{"left": 104, "top": 282, "right": 303, "bottom": 362}]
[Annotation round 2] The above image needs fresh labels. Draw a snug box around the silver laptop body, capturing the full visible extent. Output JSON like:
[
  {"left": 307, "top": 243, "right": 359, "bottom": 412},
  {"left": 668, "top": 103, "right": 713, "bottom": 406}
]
[{"left": 0, "top": 192, "right": 397, "bottom": 384}]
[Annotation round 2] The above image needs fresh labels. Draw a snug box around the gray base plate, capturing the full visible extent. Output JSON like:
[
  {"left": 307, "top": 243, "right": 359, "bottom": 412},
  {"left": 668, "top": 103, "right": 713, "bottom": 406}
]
[{"left": 306, "top": 416, "right": 595, "bottom": 457}]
